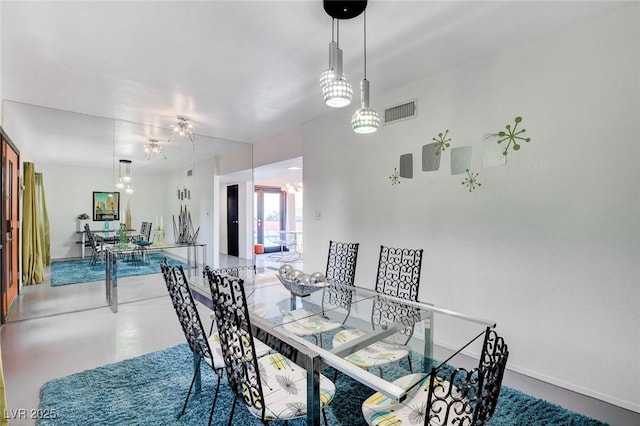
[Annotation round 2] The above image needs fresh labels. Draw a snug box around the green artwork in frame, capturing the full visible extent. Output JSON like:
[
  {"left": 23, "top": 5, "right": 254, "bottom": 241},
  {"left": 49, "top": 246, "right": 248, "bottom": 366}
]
[{"left": 93, "top": 191, "right": 120, "bottom": 221}]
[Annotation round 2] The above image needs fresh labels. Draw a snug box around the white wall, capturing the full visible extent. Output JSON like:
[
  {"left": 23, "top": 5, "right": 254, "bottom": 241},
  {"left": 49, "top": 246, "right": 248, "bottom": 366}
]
[
  {"left": 36, "top": 163, "right": 165, "bottom": 259},
  {"left": 253, "top": 126, "right": 302, "bottom": 167},
  {"left": 302, "top": 6, "right": 639, "bottom": 412}
]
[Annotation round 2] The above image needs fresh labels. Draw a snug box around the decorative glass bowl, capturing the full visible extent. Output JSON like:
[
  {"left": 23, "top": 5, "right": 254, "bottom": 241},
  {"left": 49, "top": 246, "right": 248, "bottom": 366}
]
[{"left": 276, "top": 274, "right": 327, "bottom": 297}]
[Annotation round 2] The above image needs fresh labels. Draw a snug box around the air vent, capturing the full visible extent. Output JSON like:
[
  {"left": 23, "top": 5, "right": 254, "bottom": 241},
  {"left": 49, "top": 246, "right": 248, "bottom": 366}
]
[
  {"left": 187, "top": 169, "right": 193, "bottom": 176},
  {"left": 384, "top": 100, "right": 417, "bottom": 125}
]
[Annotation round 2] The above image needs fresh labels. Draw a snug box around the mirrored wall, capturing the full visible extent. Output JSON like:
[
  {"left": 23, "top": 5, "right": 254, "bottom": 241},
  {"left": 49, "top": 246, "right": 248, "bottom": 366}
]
[{"left": 1, "top": 100, "right": 253, "bottom": 321}]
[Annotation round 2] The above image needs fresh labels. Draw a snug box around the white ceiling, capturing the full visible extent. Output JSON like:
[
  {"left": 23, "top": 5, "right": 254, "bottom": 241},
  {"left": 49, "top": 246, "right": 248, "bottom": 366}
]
[{"left": 0, "top": 1, "right": 627, "bottom": 175}]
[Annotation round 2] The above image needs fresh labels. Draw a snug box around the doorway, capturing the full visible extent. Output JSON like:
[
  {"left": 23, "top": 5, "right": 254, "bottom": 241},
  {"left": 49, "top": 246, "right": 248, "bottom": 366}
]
[
  {"left": 226, "top": 184, "right": 239, "bottom": 257},
  {"left": 254, "top": 186, "right": 286, "bottom": 253},
  {"left": 2, "top": 128, "right": 20, "bottom": 322}
]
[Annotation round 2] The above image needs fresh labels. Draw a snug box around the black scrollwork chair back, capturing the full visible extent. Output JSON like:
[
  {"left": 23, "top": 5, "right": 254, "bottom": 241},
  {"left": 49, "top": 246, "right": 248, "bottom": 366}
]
[
  {"left": 207, "top": 270, "right": 336, "bottom": 425},
  {"left": 139, "top": 221, "right": 152, "bottom": 242},
  {"left": 476, "top": 327, "right": 510, "bottom": 423},
  {"left": 323, "top": 240, "right": 359, "bottom": 313},
  {"left": 332, "top": 245, "right": 424, "bottom": 376},
  {"left": 361, "top": 327, "right": 509, "bottom": 426},
  {"left": 160, "top": 260, "right": 222, "bottom": 426},
  {"left": 375, "top": 245, "right": 424, "bottom": 300},
  {"left": 281, "top": 240, "right": 359, "bottom": 347},
  {"left": 84, "top": 223, "right": 102, "bottom": 267},
  {"left": 132, "top": 221, "right": 153, "bottom": 262}
]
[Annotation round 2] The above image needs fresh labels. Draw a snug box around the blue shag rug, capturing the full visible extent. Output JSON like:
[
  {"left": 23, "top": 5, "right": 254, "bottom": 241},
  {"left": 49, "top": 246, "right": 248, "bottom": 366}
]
[
  {"left": 50, "top": 253, "right": 189, "bottom": 287},
  {"left": 37, "top": 343, "right": 608, "bottom": 426}
]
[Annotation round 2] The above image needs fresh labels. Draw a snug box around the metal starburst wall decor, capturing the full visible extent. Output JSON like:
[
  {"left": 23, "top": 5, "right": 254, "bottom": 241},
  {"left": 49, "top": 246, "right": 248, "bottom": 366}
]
[
  {"left": 433, "top": 129, "right": 451, "bottom": 155},
  {"left": 497, "top": 116, "right": 531, "bottom": 156},
  {"left": 389, "top": 168, "right": 401, "bottom": 186},
  {"left": 462, "top": 169, "right": 481, "bottom": 192}
]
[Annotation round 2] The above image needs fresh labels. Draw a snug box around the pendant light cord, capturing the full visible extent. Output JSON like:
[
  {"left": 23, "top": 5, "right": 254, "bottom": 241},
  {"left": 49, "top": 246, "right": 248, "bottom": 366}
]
[
  {"left": 336, "top": 19, "right": 340, "bottom": 48},
  {"left": 363, "top": 11, "right": 367, "bottom": 80},
  {"left": 331, "top": 18, "right": 335, "bottom": 43}
]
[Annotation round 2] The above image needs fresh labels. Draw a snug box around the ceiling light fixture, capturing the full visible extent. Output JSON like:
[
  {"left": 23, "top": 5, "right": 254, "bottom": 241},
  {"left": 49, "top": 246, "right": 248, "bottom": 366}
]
[
  {"left": 282, "top": 182, "right": 303, "bottom": 194},
  {"left": 351, "top": 10, "right": 380, "bottom": 134},
  {"left": 170, "top": 115, "right": 194, "bottom": 143},
  {"left": 319, "top": 18, "right": 337, "bottom": 91},
  {"left": 321, "top": 19, "right": 352, "bottom": 108},
  {"left": 115, "top": 159, "right": 133, "bottom": 193},
  {"left": 144, "top": 138, "right": 163, "bottom": 159}
]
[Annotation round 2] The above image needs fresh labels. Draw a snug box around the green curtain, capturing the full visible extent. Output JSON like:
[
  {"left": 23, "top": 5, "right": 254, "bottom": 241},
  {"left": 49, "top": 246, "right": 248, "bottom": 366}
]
[
  {"left": 36, "top": 172, "right": 51, "bottom": 266},
  {"left": 22, "top": 162, "right": 44, "bottom": 285},
  {"left": 125, "top": 197, "right": 132, "bottom": 230}
]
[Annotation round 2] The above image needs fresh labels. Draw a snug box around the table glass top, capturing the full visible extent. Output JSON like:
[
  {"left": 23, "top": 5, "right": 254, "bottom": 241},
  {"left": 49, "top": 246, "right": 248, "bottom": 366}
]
[{"left": 189, "top": 268, "right": 495, "bottom": 400}]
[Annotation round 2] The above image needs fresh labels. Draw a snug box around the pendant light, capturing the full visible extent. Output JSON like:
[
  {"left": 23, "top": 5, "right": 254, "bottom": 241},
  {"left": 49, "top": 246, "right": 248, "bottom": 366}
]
[
  {"left": 115, "top": 159, "right": 133, "bottom": 193},
  {"left": 322, "top": 19, "right": 352, "bottom": 108},
  {"left": 320, "top": 19, "right": 337, "bottom": 91},
  {"left": 351, "top": 11, "right": 380, "bottom": 134}
]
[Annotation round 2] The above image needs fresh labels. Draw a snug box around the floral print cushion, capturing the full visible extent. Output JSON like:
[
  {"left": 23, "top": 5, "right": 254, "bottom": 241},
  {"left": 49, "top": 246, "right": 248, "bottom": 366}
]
[
  {"left": 205, "top": 332, "right": 271, "bottom": 370},
  {"left": 281, "top": 309, "right": 344, "bottom": 336},
  {"left": 362, "top": 373, "right": 427, "bottom": 425},
  {"left": 245, "top": 353, "right": 336, "bottom": 421},
  {"left": 332, "top": 329, "right": 410, "bottom": 369},
  {"left": 362, "top": 373, "right": 458, "bottom": 425}
]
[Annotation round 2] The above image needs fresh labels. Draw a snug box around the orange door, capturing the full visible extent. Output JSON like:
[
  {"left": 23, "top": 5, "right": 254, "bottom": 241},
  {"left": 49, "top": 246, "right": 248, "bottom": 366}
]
[{"left": 3, "top": 141, "right": 20, "bottom": 316}]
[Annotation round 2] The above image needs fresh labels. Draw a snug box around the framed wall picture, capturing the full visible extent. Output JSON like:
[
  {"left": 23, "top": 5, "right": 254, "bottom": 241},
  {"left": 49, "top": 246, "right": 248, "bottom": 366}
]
[{"left": 93, "top": 191, "right": 120, "bottom": 221}]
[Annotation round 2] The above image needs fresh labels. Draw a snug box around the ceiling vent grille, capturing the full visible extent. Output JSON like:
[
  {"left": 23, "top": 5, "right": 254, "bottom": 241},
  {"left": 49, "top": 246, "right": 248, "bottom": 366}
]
[{"left": 384, "top": 100, "right": 417, "bottom": 125}]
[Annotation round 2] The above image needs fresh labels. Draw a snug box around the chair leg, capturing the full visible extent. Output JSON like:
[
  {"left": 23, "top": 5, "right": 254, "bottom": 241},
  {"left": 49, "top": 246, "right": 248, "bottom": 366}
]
[
  {"left": 322, "top": 408, "right": 329, "bottom": 426},
  {"left": 227, "top": 394, "right": 238, "bottom": 426},
  {"left": 180, "top": 356, "right": 202, "bottom": 418},
  {"left": 406, "top": 354, "right": 413, "bottom": 372},
  {"left": 208, "top": 371, "right": 222, "bottom": 426}
]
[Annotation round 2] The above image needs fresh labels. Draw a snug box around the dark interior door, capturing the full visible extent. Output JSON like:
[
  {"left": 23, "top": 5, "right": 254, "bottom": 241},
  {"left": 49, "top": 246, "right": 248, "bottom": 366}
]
[{"left": 227, "top": 184, "right": 239, "bottom": 257}]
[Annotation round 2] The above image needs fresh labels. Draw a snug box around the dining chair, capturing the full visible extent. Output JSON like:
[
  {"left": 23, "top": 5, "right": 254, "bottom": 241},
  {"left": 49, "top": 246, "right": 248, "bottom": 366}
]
[
  {"left": 281, "top": 240, "right": 359, "bottom": 347},
  {"left": 207, "top": 270, "right": 336, "bottom": 426},
  {"left": 332, "top": 245, "right": 424, "bottom": 376},
  {"left": 202, "top": 265, "right": 268, "bottom": 322},
  {"left": 361, "top": 327, "right": 509, "bottom": 426},
  {"left": 160, "top": 260, "right": 222, "bottom": 426},
  {"left": 162, "top": 261, "right": 272, "bottom": 426},
  {"left": 84, "top": 223, "right": 103, "bottom": 267},
  {"left": 132, "top": 221, "right": 153, "bottom": 263}
]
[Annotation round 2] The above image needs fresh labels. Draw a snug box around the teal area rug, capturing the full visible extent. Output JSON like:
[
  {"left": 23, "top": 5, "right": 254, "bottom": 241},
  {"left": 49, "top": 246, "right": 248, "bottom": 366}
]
[
  {"left": 38, "top": 344, "right": 608, "bottom": 426},
  {"left": 50, "top": 253, "right": 188, "bottom": 287}
]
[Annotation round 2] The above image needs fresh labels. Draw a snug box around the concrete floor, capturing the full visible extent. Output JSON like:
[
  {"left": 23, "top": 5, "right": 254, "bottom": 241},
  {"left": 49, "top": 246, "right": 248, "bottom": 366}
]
[{"left": 1, "top": 255, "right": 638, "bottom": 425}]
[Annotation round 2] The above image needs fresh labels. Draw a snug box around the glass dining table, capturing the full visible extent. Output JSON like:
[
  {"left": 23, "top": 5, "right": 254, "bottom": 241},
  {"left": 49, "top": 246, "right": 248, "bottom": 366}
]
[
  {"left": 103, "top": 241, "right": 207, "bottom": 313},
  {"left": 188, "top": 270, "right": 496, "bottom": 426}
]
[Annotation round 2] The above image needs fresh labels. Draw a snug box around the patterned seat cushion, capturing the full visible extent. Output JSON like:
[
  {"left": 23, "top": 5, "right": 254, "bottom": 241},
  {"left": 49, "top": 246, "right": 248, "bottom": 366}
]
[
  {"left": 206, "top": 332, "right": 271, "bottom": 370},
  {"left": 245, "top": 353, "right": 336, "bottom": 422},
  {"left": 281, "top": 309, "right": 344, "bottom": 336},
  {"left": 362, "top": 373, "right": 461, "bottom": 426},
  {"left": 332, "top": 329, "right": 409, "bottom": 369}
]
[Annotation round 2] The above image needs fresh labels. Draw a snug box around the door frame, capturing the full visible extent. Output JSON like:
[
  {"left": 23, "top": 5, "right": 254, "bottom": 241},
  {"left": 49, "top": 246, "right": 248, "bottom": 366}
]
[
  {"left": 254, "top": 186, "right": 286, "bottom": 252},
  {"left": 1, "top": 126, "right": 21, "bottom": 324},
  {"left": 226, "top": 184, "right": 239, "bottom": 257}
]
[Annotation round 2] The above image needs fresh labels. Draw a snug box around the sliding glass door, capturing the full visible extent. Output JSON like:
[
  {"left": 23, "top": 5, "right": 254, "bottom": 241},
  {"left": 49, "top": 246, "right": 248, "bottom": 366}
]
[{"left": 254, "top": 186, "right": 285, "bottom": 253}]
